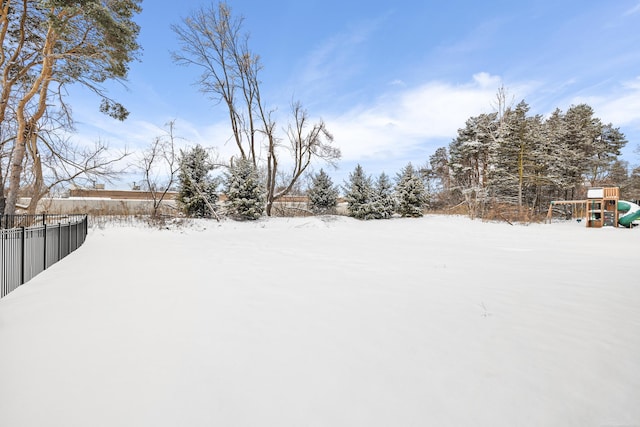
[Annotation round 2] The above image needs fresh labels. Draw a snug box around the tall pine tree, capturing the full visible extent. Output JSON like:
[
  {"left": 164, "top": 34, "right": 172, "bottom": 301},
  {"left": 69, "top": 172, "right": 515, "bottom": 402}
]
[
  {"left": 449, "top": 113, "right": 497, "bottom": 217},
  {"left": 488, "top": 101, "right": 540, "bottom": 207}
]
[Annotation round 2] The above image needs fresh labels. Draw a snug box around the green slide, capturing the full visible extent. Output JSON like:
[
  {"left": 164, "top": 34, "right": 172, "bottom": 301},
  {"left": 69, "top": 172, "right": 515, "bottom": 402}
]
[{"left": 618, "top": 200, "right": 640, "bottom": 228}]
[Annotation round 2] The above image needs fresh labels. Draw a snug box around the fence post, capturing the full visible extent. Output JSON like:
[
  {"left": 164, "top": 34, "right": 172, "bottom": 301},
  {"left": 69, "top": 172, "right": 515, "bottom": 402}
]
[
  {"left": 43, "top": 223, "right": 48, "bottom": 270},
  {"left": 58, "top": 222, "right": 62, "bottom": 261},
  {"left": 20, "top": 227, "right": 25, "bottom": 285}
]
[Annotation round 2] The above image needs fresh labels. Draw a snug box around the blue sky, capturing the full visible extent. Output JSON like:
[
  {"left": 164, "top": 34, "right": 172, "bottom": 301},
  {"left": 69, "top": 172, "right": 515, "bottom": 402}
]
[{"left": 68, "top": 0, "right": 640, "bottom": 188}]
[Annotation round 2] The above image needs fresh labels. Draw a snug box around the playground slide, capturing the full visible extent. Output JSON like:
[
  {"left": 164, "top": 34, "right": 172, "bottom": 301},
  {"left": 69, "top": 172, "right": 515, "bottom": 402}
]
[{"left": 618, "top": 200, "right": 640, "bottom": 228}]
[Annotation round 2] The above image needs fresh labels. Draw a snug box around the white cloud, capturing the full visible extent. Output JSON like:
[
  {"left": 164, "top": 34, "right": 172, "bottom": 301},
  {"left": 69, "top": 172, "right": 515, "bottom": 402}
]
[
  {"left": 325, "top": 73, "right": 530, "bottom": 162},
  {"left": 292, "top": 14, "right": 390, "bottom": 100},
  {"left": 570, "top": 76, "right": 640, "bottom": 128},
  {"left": 623, "top": 2, "right": 640, "bottom": 16}
]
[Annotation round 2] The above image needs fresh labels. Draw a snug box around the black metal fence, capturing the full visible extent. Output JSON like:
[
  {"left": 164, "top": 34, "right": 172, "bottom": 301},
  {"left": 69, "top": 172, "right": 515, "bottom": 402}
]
[
  {"left": 1, "top": 214, "right": 88, "bottom": 298},
  {"left": 0, "top": 214, "right": 87, "bottom": 230}
]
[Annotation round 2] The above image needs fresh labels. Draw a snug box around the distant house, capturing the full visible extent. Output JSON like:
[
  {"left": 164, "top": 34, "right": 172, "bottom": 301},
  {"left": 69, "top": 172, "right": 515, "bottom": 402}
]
[{"left": 68, "top": 188, "right": 178, "bottom": 200}]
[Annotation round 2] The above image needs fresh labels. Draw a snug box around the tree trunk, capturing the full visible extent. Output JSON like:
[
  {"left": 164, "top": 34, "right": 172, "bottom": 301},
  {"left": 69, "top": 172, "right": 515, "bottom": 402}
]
[
  {"left": 0, "top": 159, "right": 4, "bottom": 215},
  {"left": 518, "top": 143, "right": 524, "bottom": 208},
  {"left": 265, "top": 148, "right": 277, "bottom": 216},
  {"left": 26, "top": 129, "right": 44, "bottom": 215},
  {"left": 4, "top": 26, "right": 55, "bottom": 215},
  {"left": 5, "top": 132, "right": 27, "bottom": 215}
]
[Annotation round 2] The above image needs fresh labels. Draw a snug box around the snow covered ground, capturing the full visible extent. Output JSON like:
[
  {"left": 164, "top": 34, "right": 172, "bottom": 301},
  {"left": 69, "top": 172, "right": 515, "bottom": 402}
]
[{"left": 1, "top": 215, "right": 639, "bottom": 427}]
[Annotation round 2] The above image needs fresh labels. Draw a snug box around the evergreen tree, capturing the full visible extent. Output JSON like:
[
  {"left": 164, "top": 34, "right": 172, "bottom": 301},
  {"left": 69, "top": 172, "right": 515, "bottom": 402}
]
[
  {"left": 449, "top": 113, "right": 497, "bottom": 217},
  {"left": 607, "top": 160, "right": 630, "bottom": 193},
  {"left": 307, "top": 169, "right": 339, "bottom": 215},
  {"left": 371, "top": 172, "right": 396, "bottom": 219},
  {"left": 541, "top": 108, "right": 576, "bottom": 200},
  {"left": 428, "top": 147, "right": 451, "bottom": 194},
  {"left": 563, "top": 104, "right": 627, "bottom": 187},
  {"left": 395, "top": 163, "right": 427, "bottom": 217},
  {"left": 177, "top": 145, "right": 218, "bottom": 217},
  {"left": 344, "top": 164, "right": 377, "bottom": 219},
  {"left": 225, "top": 158, "right": 265, "bottom": 220},
  {"left": 429, "top": 98, "right": 628, "bottom": 217},
  {"left": 627, "top": 166, "right": 640, "bottom": 200},
  {"left": 488, "top": 101, "right": 541, "bottom": 207},
  {"left": 449, "top": 113, "right": 497, "bottom": 191}
]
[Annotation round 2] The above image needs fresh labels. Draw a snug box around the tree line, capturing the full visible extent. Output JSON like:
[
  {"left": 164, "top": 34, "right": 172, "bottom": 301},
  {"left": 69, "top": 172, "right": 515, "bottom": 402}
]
[
  {"left": 2, "top": 3, "right": 636, "bottom": 223},
  {"left": 170, "top": 143, "right": 428, "bottom": 221},
  {"left": 421, "top": 92, "right": 637, "bottom": 220}
]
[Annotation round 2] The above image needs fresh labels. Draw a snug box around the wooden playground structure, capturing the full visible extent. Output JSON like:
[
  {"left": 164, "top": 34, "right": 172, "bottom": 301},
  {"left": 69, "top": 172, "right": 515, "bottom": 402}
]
[{"left": 546, "top": 187, "right": 621, "bottom": 228}]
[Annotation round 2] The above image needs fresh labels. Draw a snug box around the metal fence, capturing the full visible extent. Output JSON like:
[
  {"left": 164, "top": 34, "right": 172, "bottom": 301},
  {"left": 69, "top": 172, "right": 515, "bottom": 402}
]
[
  {"left": 1, "top": 214, "right": 88, "bottom": 298},
  {"left": 0, "top": 214, "right": 87, "bottom": 230}
]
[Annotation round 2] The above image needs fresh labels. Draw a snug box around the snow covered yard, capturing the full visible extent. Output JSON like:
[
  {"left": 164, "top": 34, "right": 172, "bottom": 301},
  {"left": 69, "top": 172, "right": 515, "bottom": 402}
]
[{"left": 0, "top": 215, "right": 639, "bottom": 427}]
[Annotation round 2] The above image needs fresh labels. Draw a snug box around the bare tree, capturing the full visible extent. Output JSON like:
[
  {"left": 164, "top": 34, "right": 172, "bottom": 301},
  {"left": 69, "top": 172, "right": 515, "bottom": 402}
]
[
  {"left": 172, "top": 3, "right": 257, "bottom": 162},
  {"left": 268, "top": 102, "right": 339, "bottom": 213},
  {"left": 24, "top": 136, "right": 129, "bottom": 214},
  {"left": 140, "top": 121, "right": 180, "bottom": 218},
  {"left": 490, "top": 84, "right": 513, "bottom": 126},
  {"left": 172, "top": 2, "right": 340, "bottom": 216}
]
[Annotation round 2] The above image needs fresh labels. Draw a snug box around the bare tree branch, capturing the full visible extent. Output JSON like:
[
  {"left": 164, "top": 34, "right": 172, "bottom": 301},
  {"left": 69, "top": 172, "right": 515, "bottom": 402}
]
[{"left": 139, "top": 120, "right": 181, "bottom": 217}]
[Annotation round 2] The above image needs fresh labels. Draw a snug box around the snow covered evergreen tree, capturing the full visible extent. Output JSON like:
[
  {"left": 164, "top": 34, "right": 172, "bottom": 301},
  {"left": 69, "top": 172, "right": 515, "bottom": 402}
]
[
  {"left": 371, "top": 172, "right": 396, "bottom": 219},
  {"left": 225, "top": 157, "right": 265, "bottom": 220},
  {"left": 448, "top": 113, "right": 497, "bottom": 217},
  {"left": 395, "top": 163, "right": 427, "bottom": 217},
  {"left": 428, "top": 95, "right": 629, "bottom": 217},
  {"left": 307, "top": 169, "right": 339, "bottom": 215},
  {"left": 488, "top": 100, "right": 544, "bottom": 208},
  {"left": 540, "top": 108, "right": 574, "bottom": 200},
  {"left": 627, "top": 166, "right": 640, "bottom": 200},
  {"left": 343, "top": 164, "right": 377, "bottom": 219},
  {"left": 177, "top": 145, "right": 218, "bottom": 217},
  {"left": 563, "top": 104, "right": 627, "bottom": 187}
]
